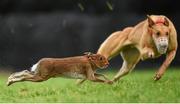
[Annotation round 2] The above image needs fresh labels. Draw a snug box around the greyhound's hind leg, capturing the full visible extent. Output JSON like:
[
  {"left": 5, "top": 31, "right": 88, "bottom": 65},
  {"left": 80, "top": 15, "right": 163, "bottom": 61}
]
[{"left": 113, "top": 47, "right": 140, "bottom": 82}]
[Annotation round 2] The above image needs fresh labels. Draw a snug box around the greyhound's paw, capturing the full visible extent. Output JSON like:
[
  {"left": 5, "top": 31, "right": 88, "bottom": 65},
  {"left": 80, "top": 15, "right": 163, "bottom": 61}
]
[{"left": 154, "top": 73, "right": 161, "bottom": 81}]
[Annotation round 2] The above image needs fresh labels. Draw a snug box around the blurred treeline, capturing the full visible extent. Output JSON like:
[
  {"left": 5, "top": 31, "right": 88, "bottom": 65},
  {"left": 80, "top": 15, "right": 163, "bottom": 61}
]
[{"left": 0, "top": 0, "right": 179, "bottom": 71}]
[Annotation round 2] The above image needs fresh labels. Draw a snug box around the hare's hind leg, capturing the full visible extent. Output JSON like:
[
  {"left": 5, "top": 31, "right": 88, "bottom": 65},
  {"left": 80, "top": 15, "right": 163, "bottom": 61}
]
[{"left": 7, "top": 70, "right": 44, "bottom": 86}]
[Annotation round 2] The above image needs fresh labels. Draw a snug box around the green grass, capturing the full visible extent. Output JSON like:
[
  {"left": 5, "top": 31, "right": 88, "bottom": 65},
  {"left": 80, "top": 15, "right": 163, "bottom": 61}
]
[{"left": 0, "top": 68, "right": 180, "bottom": 103}]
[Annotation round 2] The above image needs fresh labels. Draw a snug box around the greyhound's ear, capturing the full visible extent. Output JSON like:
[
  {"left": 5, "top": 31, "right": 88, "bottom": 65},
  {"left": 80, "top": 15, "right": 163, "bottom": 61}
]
[
  {"left": 164, "top": 17, "right": 169, "bottom": 27},
  {"left": 147, "top": 15, "right": 155, "bottom": 27}
]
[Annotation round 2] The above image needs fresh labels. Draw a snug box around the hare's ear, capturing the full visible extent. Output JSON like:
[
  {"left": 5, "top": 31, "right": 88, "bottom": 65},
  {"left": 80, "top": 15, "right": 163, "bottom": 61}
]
[
  {"left": 83, "top": 52, "right": 93, "bottom": 56},
  {"left": 147, "top": 15, "right": 155, "bottom": 27}
]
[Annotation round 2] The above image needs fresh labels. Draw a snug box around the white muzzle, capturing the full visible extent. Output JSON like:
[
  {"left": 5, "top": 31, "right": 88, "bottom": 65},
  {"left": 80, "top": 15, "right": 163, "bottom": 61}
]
[{"left": 155, "top": 37, "right": 168, "bottom": 54}]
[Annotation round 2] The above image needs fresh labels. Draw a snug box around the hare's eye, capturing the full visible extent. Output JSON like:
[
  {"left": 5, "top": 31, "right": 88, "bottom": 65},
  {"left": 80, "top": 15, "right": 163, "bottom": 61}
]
[{"left": 99, "top": 57, "right": 103, "bottom": 61}]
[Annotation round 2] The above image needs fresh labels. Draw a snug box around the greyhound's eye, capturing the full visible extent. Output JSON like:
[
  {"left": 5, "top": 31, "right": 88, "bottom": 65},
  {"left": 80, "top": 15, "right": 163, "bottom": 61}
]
[
  {"left": 166, "top": 32, "right": 169, "bottom": 36},
  {"left": 156, "top": 32, "right": 160, "bottom": 36}
]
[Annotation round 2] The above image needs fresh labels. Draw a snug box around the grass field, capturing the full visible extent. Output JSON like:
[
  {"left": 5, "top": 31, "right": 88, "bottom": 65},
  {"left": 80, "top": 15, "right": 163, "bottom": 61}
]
[{"left": 0, "top": 68, "right": 180, "bottom": 103}]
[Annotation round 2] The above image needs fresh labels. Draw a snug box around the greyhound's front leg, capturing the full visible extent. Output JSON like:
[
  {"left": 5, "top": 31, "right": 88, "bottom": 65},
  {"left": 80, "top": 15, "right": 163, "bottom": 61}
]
[{"left": 154, "top": 50, "right": 176, "bottom": 81}]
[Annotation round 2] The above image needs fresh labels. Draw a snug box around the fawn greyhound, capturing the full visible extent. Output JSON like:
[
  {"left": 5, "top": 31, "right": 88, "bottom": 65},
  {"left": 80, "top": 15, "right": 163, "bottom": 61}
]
[{"left": 77, "top": 15, "right": 177, "bottom": 84}]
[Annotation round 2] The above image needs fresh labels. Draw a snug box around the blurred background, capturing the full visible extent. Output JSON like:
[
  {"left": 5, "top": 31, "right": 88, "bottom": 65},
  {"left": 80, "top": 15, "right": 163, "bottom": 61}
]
[{"left": 0, "top": 0, "right": 179, "bottom": 71}]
